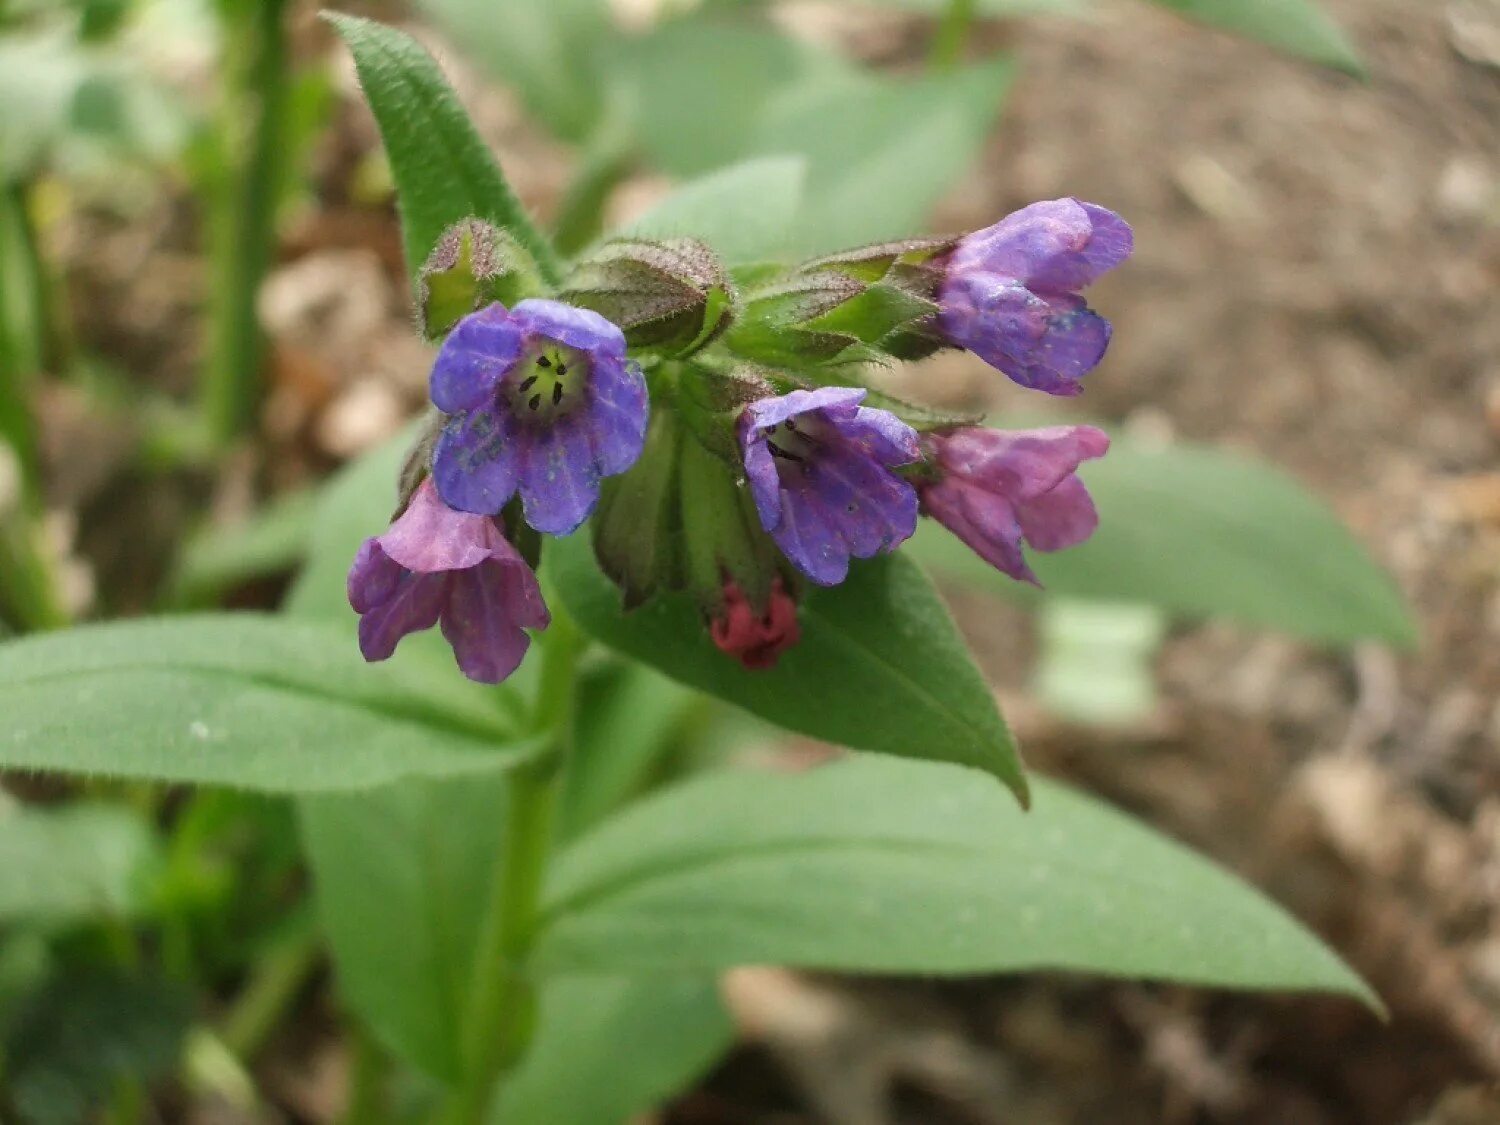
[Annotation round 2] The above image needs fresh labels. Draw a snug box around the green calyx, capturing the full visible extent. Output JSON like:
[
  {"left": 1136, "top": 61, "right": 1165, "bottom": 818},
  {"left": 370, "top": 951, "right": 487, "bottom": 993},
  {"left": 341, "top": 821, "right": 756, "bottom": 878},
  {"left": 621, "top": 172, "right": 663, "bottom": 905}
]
[
  {"left": 563, "top": 237, "right": 737, "bottom": 358},
  {"left": 418, "top": 218, "right": 544, "bottom": 339},
  {"left": 723, "top": 236, "right": 954, "bottom": 370},
  {"left": 591, "top": 390, "right": 791, "bottom": 617}
]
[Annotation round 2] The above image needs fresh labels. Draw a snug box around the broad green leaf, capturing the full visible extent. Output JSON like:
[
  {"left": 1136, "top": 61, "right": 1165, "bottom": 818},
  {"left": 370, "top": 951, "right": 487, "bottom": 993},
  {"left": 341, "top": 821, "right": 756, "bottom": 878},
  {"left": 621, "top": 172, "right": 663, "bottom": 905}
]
[
  {"left": 327, "top": 14, "right": 560, "bottom": 286},
  {"left": 499, "top": 974, "right": 734, "bottom": 1125},
  {"left": 909, "top": 438, "right": 1417, "bottom": 646},
  {"left": 1146, "top": 0, "right": 1361, "bottom": 73},
  {"left": 0, "top": 615, "right": 536, "bottom": 792},
  {"left": 618, "top": 18, "right": 847, "bottom": 177},
  {"left": 619, "top": 156, "right": 806, "bottom": 265},
  {"left": 535, "top": 757, "right": 1375, "bottom": 1005},
  {"left": 750, "top": 57, "right": 1013, "bottom": 253},
  {"left": 548, "top": 535, "right": 1027, "bottom": 803},
  {"left": 413, "top": 0, "right": 607, "bottom": 142},
  {"left": 560, "top": 661, "right": 709, "bottom": 841},
  {"left": 0, "top": 803, "right": 157, "bottom": 926},
  {"left": 301, "top": 769, "right": 510, "bottom": 1080}
]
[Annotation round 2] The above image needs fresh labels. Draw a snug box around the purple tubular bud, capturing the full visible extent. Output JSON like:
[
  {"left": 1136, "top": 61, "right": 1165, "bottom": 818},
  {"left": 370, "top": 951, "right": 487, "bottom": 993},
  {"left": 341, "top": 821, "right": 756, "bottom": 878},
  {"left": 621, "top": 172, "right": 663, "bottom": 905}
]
[
  {"left": 429, "top": 299, "right": 649, "bottom": 535},
  {"left": 739, "top": 387, "right": 920, "bottom": 586},
  {"left": 918, "top": 425, "right": 1109, "bottom": 585},
  {"left": 346, "top": 479, "right": 550, "bottom": 683},
  {"left": 937, "top": 199, "right": 1132, "bottom": 396}
]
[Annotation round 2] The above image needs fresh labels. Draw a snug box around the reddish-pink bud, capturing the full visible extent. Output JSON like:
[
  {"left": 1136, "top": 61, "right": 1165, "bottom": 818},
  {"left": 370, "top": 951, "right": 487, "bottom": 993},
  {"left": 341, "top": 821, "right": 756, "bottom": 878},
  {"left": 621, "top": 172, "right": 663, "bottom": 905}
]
[{"left": 709, "top": 577, "right": 800, "bottom": 670}]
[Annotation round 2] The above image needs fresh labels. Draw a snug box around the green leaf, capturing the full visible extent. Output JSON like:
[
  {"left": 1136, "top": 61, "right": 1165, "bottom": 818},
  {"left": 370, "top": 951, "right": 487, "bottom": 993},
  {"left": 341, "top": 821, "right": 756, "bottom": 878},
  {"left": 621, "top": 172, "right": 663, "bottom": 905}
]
[
  {"left": 548, "top": 535, "right": 1027, "bottom": 803},
  {"left": 326, "top": 13, "right": 561, "bottom": 287},
  {"left": 0, "top": 615, "right": 537, "bottom": 792},
  {"left": 499, "top": 974, "right": 734, "bottom": 1125},
  {"left": 412, "top": 0, "right": 607, "bottom": 142},
  {"left": 618, "top": 17, "right": 847, "bottom": 177},
  {"left": 535, "top": 757, "right": 1376, "bottom": 1006},
  {"left": 1145, "top": 0, "right": 1362, "bottom": 73},
  {"left": 560, "top": 662, "right": 708, "bottom": 842},
  {"left": 618, "top": 156, "right": 806, "bottom": 265},
  {"left": 910, "top": 437, "right": 1417, "bottom": 646},
  {"left": 0, "top": 803, "right": 157, "bottom": 926},
  {"left": 751, "top": 58, "right": 1013, "bottom": 253},
  {"left": 300, "top": 770, "right": 510, "bottom": 1080}
]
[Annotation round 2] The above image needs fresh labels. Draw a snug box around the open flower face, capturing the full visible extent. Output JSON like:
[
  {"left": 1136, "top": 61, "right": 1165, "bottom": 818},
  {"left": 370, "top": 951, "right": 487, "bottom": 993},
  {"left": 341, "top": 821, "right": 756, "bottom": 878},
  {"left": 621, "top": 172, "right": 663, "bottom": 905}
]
[
  {"left": 739, "top": 387, "right": 921, "bottom": 587},
  {"left": 430, "top": 300, "right": 649, "bottom": 536}
]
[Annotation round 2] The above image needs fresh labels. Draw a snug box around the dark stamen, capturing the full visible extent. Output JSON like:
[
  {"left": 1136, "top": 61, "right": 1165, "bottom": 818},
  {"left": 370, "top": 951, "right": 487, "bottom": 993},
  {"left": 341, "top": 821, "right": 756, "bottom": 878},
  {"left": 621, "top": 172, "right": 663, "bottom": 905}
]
[
  {"left": 529, "top": 394, "right": 542, "bottom": 411},
  {"left": 552, "top": 383, "right": 563, "bottom": 405},
  {"left": 767, "top": 442, "right": 804, "bottom": 463},
  {"left": 556, "top": 364, "right": 568, "bottom": 377},
  {"left": 536, "top": 355, "right": 552, "bottom": 368},
  {"left": 518, "top": 375, "right": 538, "bottom": 392}
]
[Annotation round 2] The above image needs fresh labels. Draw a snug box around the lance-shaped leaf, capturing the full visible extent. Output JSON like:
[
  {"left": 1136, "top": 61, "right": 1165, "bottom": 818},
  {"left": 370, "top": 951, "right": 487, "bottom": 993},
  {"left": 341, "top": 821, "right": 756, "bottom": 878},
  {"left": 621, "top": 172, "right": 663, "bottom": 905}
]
[
  {"left": 533, "top": 756, "right": 1377, "bottom": 1010},
  {"left": 548, "top": 535, "right": 1027, "bottom": 804},
  {"left": 327, "top": 13, "right": 561, "bottom": 287}
]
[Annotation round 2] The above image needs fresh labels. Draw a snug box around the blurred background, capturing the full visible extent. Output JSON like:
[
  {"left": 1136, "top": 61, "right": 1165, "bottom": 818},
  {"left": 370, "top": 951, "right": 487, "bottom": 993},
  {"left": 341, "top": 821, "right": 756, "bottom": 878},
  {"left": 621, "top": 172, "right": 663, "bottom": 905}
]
[{"left": 1, "top": 0, "right": 1498, "bottom": 1121}]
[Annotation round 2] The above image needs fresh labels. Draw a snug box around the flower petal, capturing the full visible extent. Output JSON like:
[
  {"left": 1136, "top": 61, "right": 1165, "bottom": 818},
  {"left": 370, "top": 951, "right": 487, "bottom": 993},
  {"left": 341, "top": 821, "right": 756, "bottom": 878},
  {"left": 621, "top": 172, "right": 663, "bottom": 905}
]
[
  {"left": 743, "top": 386, "right": 865, "bottom": 432},
  {"left": 429, "top": 304, "right": 526, "bottom": 413},
  {"left": 379, "top": 479, "right": 508, "bottom": 573},
  {"left": 584, "top": 354, "right": 649, "bottom": 477},
  {"left": 950, "top": 198, "right": 1131, "bottom": 295},
  {"left": 439, "top": 564, "right": 533, "bottom": 683},
  {"left": 1017, "top": 474, "right": 1099, "bottom": 552},
  {"left": 511, "top": 298, "right": 627, "bottom": 357},
  {"left": 939, "top": 279, "right": 1110, "bottom": 396},
  {"left": 433, "top": 404, "right": 525, "bottom": 516},
  {"left": 346, "top": 538, "right": 403, "bottom": 614},
  {"left": 518, "top": 417, "right": 601, "bottom": 535},
  {"left": 772, "top": 486, "right": 850, "bottom": 586},
  {"left": 356, "top": 571, "right": 448, "bottom": 661}
]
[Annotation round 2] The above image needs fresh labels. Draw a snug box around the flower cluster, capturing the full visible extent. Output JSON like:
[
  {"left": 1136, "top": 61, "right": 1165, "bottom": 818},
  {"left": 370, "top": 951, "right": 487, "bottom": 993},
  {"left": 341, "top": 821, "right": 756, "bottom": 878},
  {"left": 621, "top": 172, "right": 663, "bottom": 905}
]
[{"left": 348, "top": 198, "right": 1130, "bottom": 681}]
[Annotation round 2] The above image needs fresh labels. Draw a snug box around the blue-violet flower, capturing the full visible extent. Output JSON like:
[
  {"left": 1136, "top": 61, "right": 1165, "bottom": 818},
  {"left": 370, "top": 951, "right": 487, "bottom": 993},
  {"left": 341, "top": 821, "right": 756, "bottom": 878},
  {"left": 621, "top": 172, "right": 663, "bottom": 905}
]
[
  {"left": 937, "top": 199, "right": 1132, "bottom": 396},
  {"left": 347, "top": 479, "right": 550, "bottom": 683},
  {"left": 430, "top": 299, "right": 648, "bottom": 535},
  {"left": 739, "top": 387, "right": 920, "bottom": 586},
  {"left": 918, "top": 425, "right": 1109, "bottom": 585}
]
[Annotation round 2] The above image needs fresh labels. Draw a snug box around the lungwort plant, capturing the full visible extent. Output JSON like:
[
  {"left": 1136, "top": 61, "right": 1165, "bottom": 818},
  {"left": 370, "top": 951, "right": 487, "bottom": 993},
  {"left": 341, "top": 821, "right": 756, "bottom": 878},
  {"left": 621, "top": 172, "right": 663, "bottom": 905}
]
[{"left": 0, "top": 9, "right": 1412, "bottom": 1124}]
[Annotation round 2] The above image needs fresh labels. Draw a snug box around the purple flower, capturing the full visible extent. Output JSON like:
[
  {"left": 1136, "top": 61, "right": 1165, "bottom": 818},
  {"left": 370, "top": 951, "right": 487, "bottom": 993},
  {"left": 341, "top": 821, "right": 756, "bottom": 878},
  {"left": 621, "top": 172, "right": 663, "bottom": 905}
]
[
  {"left": 937, "top": 199, "right": 1132, "bottom": 396},
  {"left": 347, "top": 479, "right": 550, "bottom": 683},
  {"left": 919, "top": 425, "right": 1109, "bottom": 585},
  {"left": 739, "top": 387, "right": 920, "bottom": 586},
  {"left": 430, "top": 299, "right": 648, "bottom": 535}
]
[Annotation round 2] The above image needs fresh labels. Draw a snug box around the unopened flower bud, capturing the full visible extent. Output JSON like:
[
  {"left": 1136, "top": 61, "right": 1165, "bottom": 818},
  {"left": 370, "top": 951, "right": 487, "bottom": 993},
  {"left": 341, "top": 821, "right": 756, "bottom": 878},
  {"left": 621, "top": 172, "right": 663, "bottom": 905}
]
[
  {"left": 709, "top": 576, "right": 800, "bottom": 670},
  {"left": 418, "top": 218, "right": 543, "bottom": 339},
  {"left": 563, "top": 237, "right": 735, "bottom": 357}
]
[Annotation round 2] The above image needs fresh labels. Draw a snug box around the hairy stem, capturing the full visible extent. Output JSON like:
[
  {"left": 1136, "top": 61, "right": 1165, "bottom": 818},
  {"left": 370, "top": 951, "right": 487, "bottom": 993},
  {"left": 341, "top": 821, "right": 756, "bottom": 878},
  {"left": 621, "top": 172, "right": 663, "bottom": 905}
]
[
  {"left": 203, "top": 0, "right": 291, "bottom": 445},
  {"left": 442, "top": 611, "right": 585, "bottom": 1125}
]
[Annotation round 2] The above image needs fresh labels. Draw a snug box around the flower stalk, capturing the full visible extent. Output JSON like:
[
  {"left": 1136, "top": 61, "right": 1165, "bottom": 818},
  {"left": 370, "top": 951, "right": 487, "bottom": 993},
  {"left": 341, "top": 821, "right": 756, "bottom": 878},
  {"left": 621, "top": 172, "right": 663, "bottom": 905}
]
[{"left": 442, "top": 609, "right": 585, "bottom": 1125}]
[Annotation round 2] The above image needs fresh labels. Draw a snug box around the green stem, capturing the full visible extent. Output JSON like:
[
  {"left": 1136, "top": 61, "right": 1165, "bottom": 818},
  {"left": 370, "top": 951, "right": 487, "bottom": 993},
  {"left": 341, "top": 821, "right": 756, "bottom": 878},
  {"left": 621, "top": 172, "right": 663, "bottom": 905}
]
[
  {"left": 441, "top": 611, "right": 585, "bottom": 1125},
  {"left": 0, "top": 182, "right": 70, "bottom": 632},
  {"left": 340, "top": 1024, "right": 391, "bottom": 1125},
  {"left": 222, "top": 928, "right": 320, "bottom": 1061},
  {"left": 928, "top": 0, "right": 977, "bottom": 71},
  {"left": 203, "top": 0, "right": 292, "bottom": 445}
]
